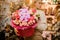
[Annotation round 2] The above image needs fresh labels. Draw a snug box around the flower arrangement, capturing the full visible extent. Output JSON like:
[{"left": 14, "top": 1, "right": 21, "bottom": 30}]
[{"left": 11, "top": 8, "right": 40, "bottom": 30}]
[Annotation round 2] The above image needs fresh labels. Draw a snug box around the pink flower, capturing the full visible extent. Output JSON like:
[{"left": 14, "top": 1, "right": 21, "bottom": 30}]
[
  {"left": 18, "top": 9, "right": 30, "bottom": 21},
  {"left": 15, "top": 13, "right": 20, "bottom": 19},
  {"left": 32, "top": 9, "right": 36, "bottom": 13},
  {"left": 30, "top": 16, "right": 34, "bottom": 20}
]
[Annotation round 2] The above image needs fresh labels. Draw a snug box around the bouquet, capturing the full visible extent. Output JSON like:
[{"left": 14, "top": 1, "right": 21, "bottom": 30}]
[{"left": 11, "top": 8, "right": 40, "bottom": 30}]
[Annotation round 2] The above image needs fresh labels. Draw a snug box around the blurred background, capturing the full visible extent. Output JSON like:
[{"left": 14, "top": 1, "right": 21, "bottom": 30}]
[{"left": 0, "top": 0, "right": 60, "bottom": 40}]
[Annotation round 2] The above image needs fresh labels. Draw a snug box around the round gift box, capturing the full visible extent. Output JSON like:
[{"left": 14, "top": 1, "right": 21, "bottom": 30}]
[{"left": 11, "top": 20, "right": 37, "bottom": 37}]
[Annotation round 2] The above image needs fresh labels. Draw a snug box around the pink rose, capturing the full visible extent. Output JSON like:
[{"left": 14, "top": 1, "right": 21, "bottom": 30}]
[
  {"left": 30, "top": 16, "right": 34, "bottom": 20},
  {"left": 32, "top": 9, "right": 36, "bottom": 13}
]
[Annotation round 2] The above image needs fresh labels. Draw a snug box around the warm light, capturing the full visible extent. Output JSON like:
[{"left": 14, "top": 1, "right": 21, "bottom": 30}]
[
  {"left": 42, "top": 0, "right": 46, "bottom": 2},
  {"left": 29, "top": 0, "right": 33, "bottom": 5},
  {"left": 42, "top": 0, "right": 48, "bottom": 4},
  {"left": 42, "top": 0, "right": 48, "bottom": 2},
  {"left": 42, "top": 0, "right": 52, "bottom": 4}
]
